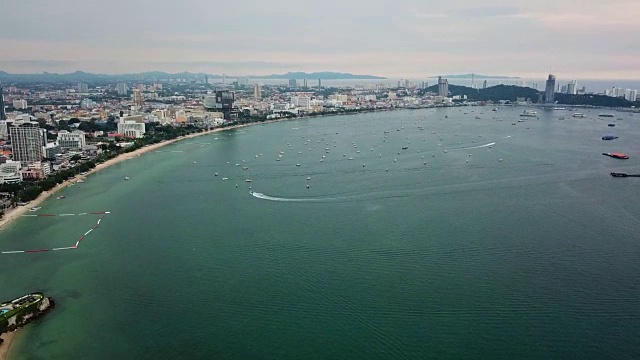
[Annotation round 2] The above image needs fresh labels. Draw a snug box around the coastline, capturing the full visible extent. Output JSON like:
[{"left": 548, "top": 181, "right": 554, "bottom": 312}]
[
  {"left": 0, "top": 331, "right": 17, "bottom": 360},
  {"left": 0, "top": 124, "right": 250, "bottom": 233}
]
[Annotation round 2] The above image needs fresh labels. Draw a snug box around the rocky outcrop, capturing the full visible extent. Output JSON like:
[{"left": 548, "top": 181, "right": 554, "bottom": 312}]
[{"left": 0, "top": 294, "right": 55, "bottom": 335}]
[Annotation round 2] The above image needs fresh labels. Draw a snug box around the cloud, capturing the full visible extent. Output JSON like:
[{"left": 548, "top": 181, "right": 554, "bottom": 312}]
[{"left": 0, "top": 0, "right": 638, "bottom": 79}]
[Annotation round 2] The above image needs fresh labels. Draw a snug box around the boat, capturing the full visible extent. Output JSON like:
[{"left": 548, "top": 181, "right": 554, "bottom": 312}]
[
  {"left": 558, "top": 117, "right": 565, "bottom": 120},
  {"left": 608, "top": 124, "right": 616, "bottom": 127},
  {"left": 214, "top": 173, "right": 219, "bottom": 176},
  {"left": 520, "top": 110, "right": 537, "bottom": 117},
  {"left": 296, "top": 164, "right": 301, "bottom": 167},
  {"left": 602, "top": 152, "right": 629, "bottom": 159},
  {"left": 222, "top": 177, "right": 229, "bottom": 181},
  {"left": 573, "top": 113, "right": 586, "bottom": 118},
  {"left": 611, "top": 172, "right": 640, "bottom": 177},
  {"left": 57, "top": 196, "right": 65, "bottom": 199},
  {"left": 29, "top": 207, "right": 41, "bottom": 212},
  {"left": 124, "top": 177, "right": 130, "bottom": 180},
  {"left": 245, "top": 179, "right": 252, "bottom": 182},
  {"left": 402, "top": 146, "right": 409, "bottom": 150},
  {"left": 602, "top": 135, "right": 618, "bottom": 140},
  {"left": 553, "top": 107, "right": 567, "bottom": 110},
  {"left": 599, "top": 113, "right": 615, "bottom": 117}
]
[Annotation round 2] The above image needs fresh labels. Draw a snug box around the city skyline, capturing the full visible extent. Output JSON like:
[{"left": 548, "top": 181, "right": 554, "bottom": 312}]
[{"left": 0, "top": 0, "right": 639, "bottom": 79}]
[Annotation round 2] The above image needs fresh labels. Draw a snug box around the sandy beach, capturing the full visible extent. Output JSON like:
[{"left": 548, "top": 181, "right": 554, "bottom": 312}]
[
  {"left": 0, "top": 125, "right": 252, "bottom": 234},
  {"left": 0, "top": 331, "right": 17, "bottom": 360}
]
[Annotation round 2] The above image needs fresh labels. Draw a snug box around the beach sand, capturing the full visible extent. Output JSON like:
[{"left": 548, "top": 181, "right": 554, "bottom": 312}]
[
  {"left": 0, "top": 125, "right": 247, "bottom": 233},
  {"left": 0, "top": 331, "right": 17, "bottom": 360}
]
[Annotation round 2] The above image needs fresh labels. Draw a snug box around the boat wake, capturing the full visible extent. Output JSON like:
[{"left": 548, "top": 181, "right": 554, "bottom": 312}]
[
  {"left": 464, "top": 142, "right": 495, "bottom": 150},
  {"left": 251, "top": 192, "right": 333, "bottom": 202}
]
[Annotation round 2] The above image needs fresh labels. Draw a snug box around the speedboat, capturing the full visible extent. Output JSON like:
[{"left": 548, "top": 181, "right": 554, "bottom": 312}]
[
  {"left": 124, "top": 177, "right": 130, "bottom": 180},
  {"left": 520, "top": 110, "right": 537, "bottom": 117},
  {"left": 602, "top": 135, "right": 618, "bottom": 140},
  {"left": 602, "top": 152, "right": 629, "bottom": 159},
  {"left": 573, "top": 113, "right": 586, "bottom": 118},
  {"left": 222, "top": 177, "right": 229, "bottom": 181},
  {"left": 29, "top": 207, "right": 41, "bottom": 212},
  {"left": 611, "top": 172, "right": 640, "bottom": 177},
  {"left": 245, "top": 179, "right": 252, "bottom": 183},
  {"left": 608, "top": 124, "right": 615, "bottom": 127},
  {"left": 599, "top": 113, "right": 615, "bottom": 117}
]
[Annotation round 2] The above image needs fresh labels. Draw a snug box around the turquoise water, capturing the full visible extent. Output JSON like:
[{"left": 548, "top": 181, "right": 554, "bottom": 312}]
[{"left": 2, "top": 107, "right": 640, "bottom": 359}]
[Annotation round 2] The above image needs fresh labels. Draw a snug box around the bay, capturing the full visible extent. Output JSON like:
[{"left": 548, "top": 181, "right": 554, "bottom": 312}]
[{"left": 2, "top": 107, "right": 640, "bottom": 359}]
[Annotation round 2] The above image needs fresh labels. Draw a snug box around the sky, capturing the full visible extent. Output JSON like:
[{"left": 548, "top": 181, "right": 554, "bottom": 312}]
[{"left": 0, "top": 0, "right": 639, "bottom": 79}]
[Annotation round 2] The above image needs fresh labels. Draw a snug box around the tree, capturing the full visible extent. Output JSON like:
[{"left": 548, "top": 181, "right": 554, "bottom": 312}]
[{"left": 70, "top": 154, "right": 82, "bottom": 162}]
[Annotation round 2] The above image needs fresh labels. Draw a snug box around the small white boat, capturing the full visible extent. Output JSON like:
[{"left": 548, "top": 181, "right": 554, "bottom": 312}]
[
  {"left": 296, "top": 164, "right": 301, "bottom": 167},
  {"left": 245, "top": 179, "right": 252, "bottom": 183},
  {"left": 222, "top": 178, "right": 229, "bottom": 181},
  {"left": 124, "top": 177, "right": 130, "bottom": 180},
  {"left": 29, "top": 207, "right": 41, "bottom": 212}
]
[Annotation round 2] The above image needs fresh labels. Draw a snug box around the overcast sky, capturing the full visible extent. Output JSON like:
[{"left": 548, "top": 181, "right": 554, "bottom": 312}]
[{"left": 0, "top": 0, "right": 638, "bottom": 79}]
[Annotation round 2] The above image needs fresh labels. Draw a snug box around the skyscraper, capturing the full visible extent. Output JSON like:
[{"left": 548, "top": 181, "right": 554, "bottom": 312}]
[
  {"left": 545, "top": 74, "right": 556, "bottom": 104},
  {"left": 318, "top": 79, "right": 322, "bottom": 88},
  {"left": 288, "top": 79, "right": 297, "bottom": 89},
  {"left": 437, "top": 76, "right": 449, "bottom": 97},
  {"left": 303, "top": 78, "right": 308, "bottom": 88},
  {"left": 567, "top": 80, "right": 577, "bottom": 95},
  {"left": 78, "top": 82, "right": 89, "bottom": 93},
  {"left": 10, "top": 122, "right": 46, "bottom": 164},
  {"left": 132, "top": 89, "right": 143, "bottom": 108},
  {"left": 483, "top": 80, "right": 488, "bottom": 89},
  {"left": 116, "top": 83, "right": 128, "bottom": 96},
  {"left": 0, "top": 86, "right": 6, "bottom": 121},
  {"left": 254, "top": 84, "right": 261, "bottom": 99}
]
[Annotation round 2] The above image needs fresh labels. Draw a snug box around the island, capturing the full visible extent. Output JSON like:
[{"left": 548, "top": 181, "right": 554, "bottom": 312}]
[{"left": 0, "top": 293, "right": 55, "bottom": 357}]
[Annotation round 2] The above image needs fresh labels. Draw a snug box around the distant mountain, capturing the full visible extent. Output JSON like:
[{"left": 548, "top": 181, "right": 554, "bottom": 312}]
[
  {"left": 428, "top": 74, "right": 520, "bottom": 80},
  {"left": 251, "top": 72, "right": 386, "bottom": 80},
  {"left": 0, "top": 70, "right": 385, "bottom": 83}
]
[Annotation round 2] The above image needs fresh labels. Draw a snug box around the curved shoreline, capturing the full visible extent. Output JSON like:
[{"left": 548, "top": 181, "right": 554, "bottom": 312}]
[
  {"left": 0, "top": 124, "right": 251, "bottom": 233},
  {"left": 0, "top": 331, "right": 17, "bottom": 360}
]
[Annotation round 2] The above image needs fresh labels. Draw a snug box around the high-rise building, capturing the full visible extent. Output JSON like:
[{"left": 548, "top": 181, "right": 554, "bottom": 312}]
[
  {"left": 545, "top": 74, "right": 556, "bottom": 104},
  {"left": 303, "top": 78, "right": 308, "bottom": 88},
  {"left": 204, "top": 91, "right": 235, "bottom": 120},
  {"left": 132, "top": 89, "right": 143, "bottom": 108},
  {"left": 290, "top": 96, "right": 311, "bottom": 110},
  {"left": 0, "top": 86, "right": 6, "bottom": 120},
  {"left": 254, "top": 84, "right": 262, "bottom": 99},
  {"left": 624, "top": 89, "right": 637, "bottom": 102},
  {"left": 78, "top": 82, "right": 89, "bottom": 93},
  {"left": 117, "top": 83, "right": 128, "bottom": 96},
  {"left": 567, "top": 80, "right": 577, "bottom": 95},
  {"left": 560, "top": 85, "right": 568, "bottom": 94},
  {"left": 57, "top": 130, "right": 86, "bottom": 150},
  {"left": 9, "top": 122, "right": 46, "bottom": 164},
  {"left": 437, "top": 76, "right": 449, "bottom": 97},
  {"left": 12, "top": 100, "right": 27, "bottom": 110},
  {"left": 318, "top": 79, "right": 322, "bottom": 88},
  {"left": 288, "top": 79, "right": 297, "bottom": 89},
  {"left": 483, "top": 80, "right": 488, "bottom": 89}
]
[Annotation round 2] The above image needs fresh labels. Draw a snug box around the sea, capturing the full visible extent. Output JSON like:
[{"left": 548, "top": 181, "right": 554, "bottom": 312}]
[{"left": 2, "top": 107, "right": 640, "bottom": 359}]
